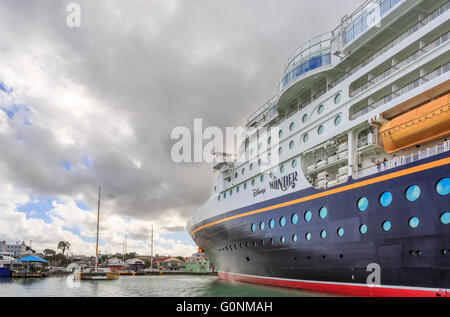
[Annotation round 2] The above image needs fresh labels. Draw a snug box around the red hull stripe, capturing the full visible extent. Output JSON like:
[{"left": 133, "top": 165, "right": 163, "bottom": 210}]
[{"left": 218, "top": 272, "right": 450, "bottom": 297}]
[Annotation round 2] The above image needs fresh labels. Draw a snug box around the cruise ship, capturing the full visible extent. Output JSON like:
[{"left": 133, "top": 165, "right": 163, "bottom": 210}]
[{"left": 187, "top": 0, "right": 450, "bottom": 297}]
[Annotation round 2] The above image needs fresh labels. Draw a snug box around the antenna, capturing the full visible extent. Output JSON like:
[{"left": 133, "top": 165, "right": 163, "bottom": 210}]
[{"left": 95, "top": 186, "right": 101, "bottom": 271}]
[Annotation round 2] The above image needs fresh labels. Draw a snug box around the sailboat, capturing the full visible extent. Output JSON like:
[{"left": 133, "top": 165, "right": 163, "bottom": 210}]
[{"left": 75, "top": 186, "right": 119, "bottom": 281}]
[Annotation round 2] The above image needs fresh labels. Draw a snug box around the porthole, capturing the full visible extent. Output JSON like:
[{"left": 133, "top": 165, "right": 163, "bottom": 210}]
[
  {"left": 319, "top": 206, "right": 328, "bottom": 219},
  {"left": 409, "top": 217, "right": 419, "bottom": 229},
  {"left": 289, "top": 140, "right": 295, "bottom": 149},
  {"left": 379, "top": 192, "right": 392, "bottom": 207},
  {"left": 436, "top": 178, "right": 450, "bottom": 196},
  {"left": 360, "top": 224, "right": 368, "bottom": 234},
  {"left": 292, "top": 160, "right": 297, "bottom": 168},
  {"left": 303, "top": 133, "right": 309, "bottom": 143},
  {"left": 270, "top": 238, "right": 274, "bottom": 245},
  {"left": 278, "top": 147, "right": 283, "bottom": 155},
  {"left": 305, "top": 232, "right": 311, "bottom": 241},
  {"left": 258, "top": 158, "right": 262, "bottom": 166},
  {"left": 318, "top": 104, "right": 324, "bottom": 115},
  {"left": 405, "top": 185, "right": 421, "bottom": 202},
  {"left": 244, "top": 183, "right": 247, "bottom": 190},
  {"left": 235, "top": 172, "right": 238, "bottom": 178},
  {"left": 382, "top": 221, "right": 392, "bottom": 232},
  {"left": 252, "top": 179, "right": 256, "bottom": 186},
  {"left": 337, "top": 227, "right": 344, "bottom": 237},
  {"left": 334, "top": 93, "right": 342, "bottom": 104},
  {"left": 251, "top": 224, "right": 256, "bottom": 232},
  {"left": 260, "top": 175, "right": 264, "bottom": 182},
  {"left": 334, "top": 115, "right": 342, "bottom": 126},
  {"left": 268, "top": 153, "right": 272, "bottom": 162},
  {"left": 279, "top": 217, "right": 286, "bottom": 227},
  {"left": 241, "top": 168, "right": 245, "bottom": 175},
  {"left": 292, "top": 234, "right": 298, "bottom": 242},
  {"left": 304, "top": 210, "right": 312, "bottom": 222},
  {"left": 291, "top": 213, "right": 299, "bottom": 225},
  {"left": 268, "top": 137, "right": 272, "bottom": 145},
  {"left": 218, "top": 195, "right": 221, "bottom": 201},
  {"left": 269, "top": 219, "right": 275, "bottom": 229},
  {"left": 440, "top": 212, "right": 450, "bottom": 225},
  {"left": 280, "top": 236, "right": 286, "bottom": 244},
  {"left": 357, "top": 197, "right": 369, "bottom": 211},
  {"left": 289, "top": 122, "right": 295, "bottom": 131},
  {"left": 260, "top": 221, "right": 265, "bottom": 231},
  {"left": 237, "top": 186, "right": 240, "bottom": 193},
  {"left": 280, "top": 165, "right": 285, "bottom": 173},
  {"left": 250, "top": 163, "right": 253, "bottom": 171},
  {"left": 279, "top": 130, "right": 283, "bottom": 138},
  {"left": 320, "top": 230, "right": 327, "bottom": 239},
  {"left": 224, "top": 192, "right": 227, "bottom": 199},
  {"left": 302, "top": 114, "right": 308, "bottom": 123},
  {"left": 230, "top": 189, "right": 233, "bottom": 196},
  {"left": 317, "top": 125, "right": 324, "bottom": 135},
  {"left": 269, "top": 171, "right": 274, "bottom": 178}
]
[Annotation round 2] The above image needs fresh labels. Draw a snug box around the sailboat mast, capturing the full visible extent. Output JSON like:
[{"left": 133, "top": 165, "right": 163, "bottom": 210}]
[
  {"left": 150, "top": 225, "right": 153, "bottom": 271},
  {"left": 95, "top": 186, "right": 101, "bottom": 271}
]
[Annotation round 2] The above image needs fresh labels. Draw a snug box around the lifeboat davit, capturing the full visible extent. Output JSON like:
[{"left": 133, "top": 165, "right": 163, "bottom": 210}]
[{"left": 379, "top": 93, "right": 450, "bottom": 153}]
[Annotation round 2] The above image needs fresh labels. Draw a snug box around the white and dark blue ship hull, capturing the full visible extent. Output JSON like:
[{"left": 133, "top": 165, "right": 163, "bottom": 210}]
[{"left": 188, "top": 153, "right": 450, "bottom": 296}]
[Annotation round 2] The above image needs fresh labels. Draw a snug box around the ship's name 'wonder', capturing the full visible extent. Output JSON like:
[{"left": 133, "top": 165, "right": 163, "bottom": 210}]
[{"left": 269, "top": 172, "right": 298, "bottom": 191}]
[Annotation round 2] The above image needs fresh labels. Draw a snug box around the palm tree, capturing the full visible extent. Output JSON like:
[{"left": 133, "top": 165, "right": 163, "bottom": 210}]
[{"left": 57, "top": 241, "right": 70, "bottom": 256}]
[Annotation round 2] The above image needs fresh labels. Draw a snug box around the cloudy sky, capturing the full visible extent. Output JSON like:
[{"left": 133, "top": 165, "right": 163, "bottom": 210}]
[{"left": 0, "top": 0, "right": 361, "bottom": 257}]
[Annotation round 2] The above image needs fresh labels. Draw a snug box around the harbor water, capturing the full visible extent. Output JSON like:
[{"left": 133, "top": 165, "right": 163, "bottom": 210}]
[{"left": 0, "top": 275, "right": 331, "bottom": 297}]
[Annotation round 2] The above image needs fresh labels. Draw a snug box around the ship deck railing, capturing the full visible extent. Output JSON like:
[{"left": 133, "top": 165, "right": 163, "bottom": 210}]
[
  {"left": 350, "top": 31, "right": 449, "bottom": 97},
  {"left": 350, "top": 61, "right": 450, "bottom": 120},
  {"left": 354, "top": 140, "right": 450, "bottom": 179},
  {"left": 328, "top": 1, "right": 449, "bottom": 91}
]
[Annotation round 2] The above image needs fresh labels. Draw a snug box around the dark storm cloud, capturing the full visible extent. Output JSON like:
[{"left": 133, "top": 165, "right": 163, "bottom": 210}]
[{"left": 0, "top": 0, "right": 362, "bottom": 226}]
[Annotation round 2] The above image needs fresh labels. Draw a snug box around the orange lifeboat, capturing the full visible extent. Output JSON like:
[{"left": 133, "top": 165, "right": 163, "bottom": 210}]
[{"left": 379, "top": 93, "right": 450, "bottom": 153}]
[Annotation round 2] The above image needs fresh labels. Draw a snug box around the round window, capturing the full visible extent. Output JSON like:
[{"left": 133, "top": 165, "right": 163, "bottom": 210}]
[
  {"left": 292, "top": 234, "right": 298, "bottom": 242},
  {"left": 252, "top": 179, "right": 256, "bottom": 186},
  {"left": 409, "top": 217, "right": 419, "bottom": 228},
  {"left": 259, "top": 221, "right": 265, "bottom": 231},
  {"left": 280, "top": 236, "right": 286, "bottom": 244},
  {"left": 260, "top": 175, "right": 264, "bottom": 182},
  {"left": 305, "top": 233, "right": 311, "bottom": 241},
  {"left": 337, "top": 227, "right": 344, "bottom": 237},
  {"left": 319, "top": 207, "right": 328, "bottom": 219},
  {"left": 360, "top": 224, "right": 368, "bottom": 234},
  {"left": 279, "top": 130, "right": 283, "bottom": 138},
  {"left": 279, "top": 147, "right": 283, "bottom": 155},
  {"left": 357, "top": 197, "right": 369, "bottom": 211},
  {"left": 382, "top": 221, "right": 392, "bottom": 232},
  {"left": 292, "top": 160, "right": 297, "bottom": 168},
  {"left": 251, "top": 224, "right": 256, "bottom": 232},
  {"left": 289, "top": 141, "right": 295, "bottom": 149},
  {"left": 440, "top": 212, "right": 449, "bottom": 225},
  {"left": 334, "top": 115, "right": 342, "bottom": 126},
  {"left": 317, "top": 125, "right": 324, "bottom": 135},
  {"left": 320, "top": 230, "right": 327, "bottom": 239},
  {"left": 334, "top": 93, "right": 342, "bottom": 104},
  {"left": 291, "top": 213, "right": 299, "bottom": 225},
  {"left": 304, "top": 210, "right": 312, "bottom": 222},
  {"left": 436, "top": 178, "right": 450, "bottom": 196},
  {"left": 379, "top": 192, "right": 393, "bottom": 207},
  {"left": 269, "top": 219, "right": 275, "bottom": 229},
  {"left": 279, "top": 217, "right": 286, "bottom": 227},
  {"left": 289, "top": 122, "right": 295, "bottom": 131},
  {"left": 318, "top": 105, "right": 324, "bottom": 115},
  {"left": 280, "top": 165, "right": 285, "bottom": 173},
  {"left": 302, "top": 114, "right": 308, "bottom": 123},
  {"left": 303, "top": 133, "right": 309, "bottom": 143},
  {"left": 405, "top": 185, "right": 421, "bottom": 202}
]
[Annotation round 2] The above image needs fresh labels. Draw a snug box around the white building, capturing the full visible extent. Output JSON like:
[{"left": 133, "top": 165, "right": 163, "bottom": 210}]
[{"left": 0, "top": 242, "right": 26, "bottom": 257}]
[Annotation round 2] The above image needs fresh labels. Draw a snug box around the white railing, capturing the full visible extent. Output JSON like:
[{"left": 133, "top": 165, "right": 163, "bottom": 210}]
[
  {"left": 328, "top": 1, "right": 450, "bottom": 90},
  {"left": 350, "top": 62, "right": 450, "bottom": 120},
  {"left": 350, "top": 32, "right": 449, "bottom": 97},
  {"left": 354, "top": 140, "right": 450, "bottom": 179}
]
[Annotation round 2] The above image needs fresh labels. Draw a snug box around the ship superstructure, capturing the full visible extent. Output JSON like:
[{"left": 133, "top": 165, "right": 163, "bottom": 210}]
[{"left": 188, "top": 0, "right": 450, "bottom": 297}]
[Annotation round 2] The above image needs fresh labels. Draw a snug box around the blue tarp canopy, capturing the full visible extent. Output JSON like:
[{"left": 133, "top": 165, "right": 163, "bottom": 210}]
[{"left": 18, "top": 255, "right": 49, "bottom": 263}]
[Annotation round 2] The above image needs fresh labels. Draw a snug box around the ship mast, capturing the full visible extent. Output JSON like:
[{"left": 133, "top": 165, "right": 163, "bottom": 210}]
[
  {"left": 95, "top": 186, "right": 101, "bottom": 272},
  {"left": 150, "top": 224, "right": 153, "bottom": 272}
]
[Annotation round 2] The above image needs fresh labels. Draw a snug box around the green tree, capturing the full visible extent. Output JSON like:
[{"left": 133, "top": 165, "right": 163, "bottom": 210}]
[{"left": 57, "top": 241, "right": 71, "bottom": 256}]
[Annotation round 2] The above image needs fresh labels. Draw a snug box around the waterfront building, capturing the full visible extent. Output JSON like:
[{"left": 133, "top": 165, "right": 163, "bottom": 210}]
[
  {"left": 185, "top": 255, "right": 213, "bottom": 273},
  {"left": 105, "top": 258, "right": 125, "bottom": 272},
  {"left": 125, "top": 258, "right": 145, "bottom": 271},
  {"left": 0, "top": 241, "right": 27, "bottom": 257},
  {"left": 188, "top": 0, "right": 450, "bottom": 297}
]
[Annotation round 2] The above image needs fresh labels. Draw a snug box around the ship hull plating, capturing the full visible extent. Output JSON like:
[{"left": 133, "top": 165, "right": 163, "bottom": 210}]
[{"left": 189, "top": 154, "right": 450, "bottom": 296}]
